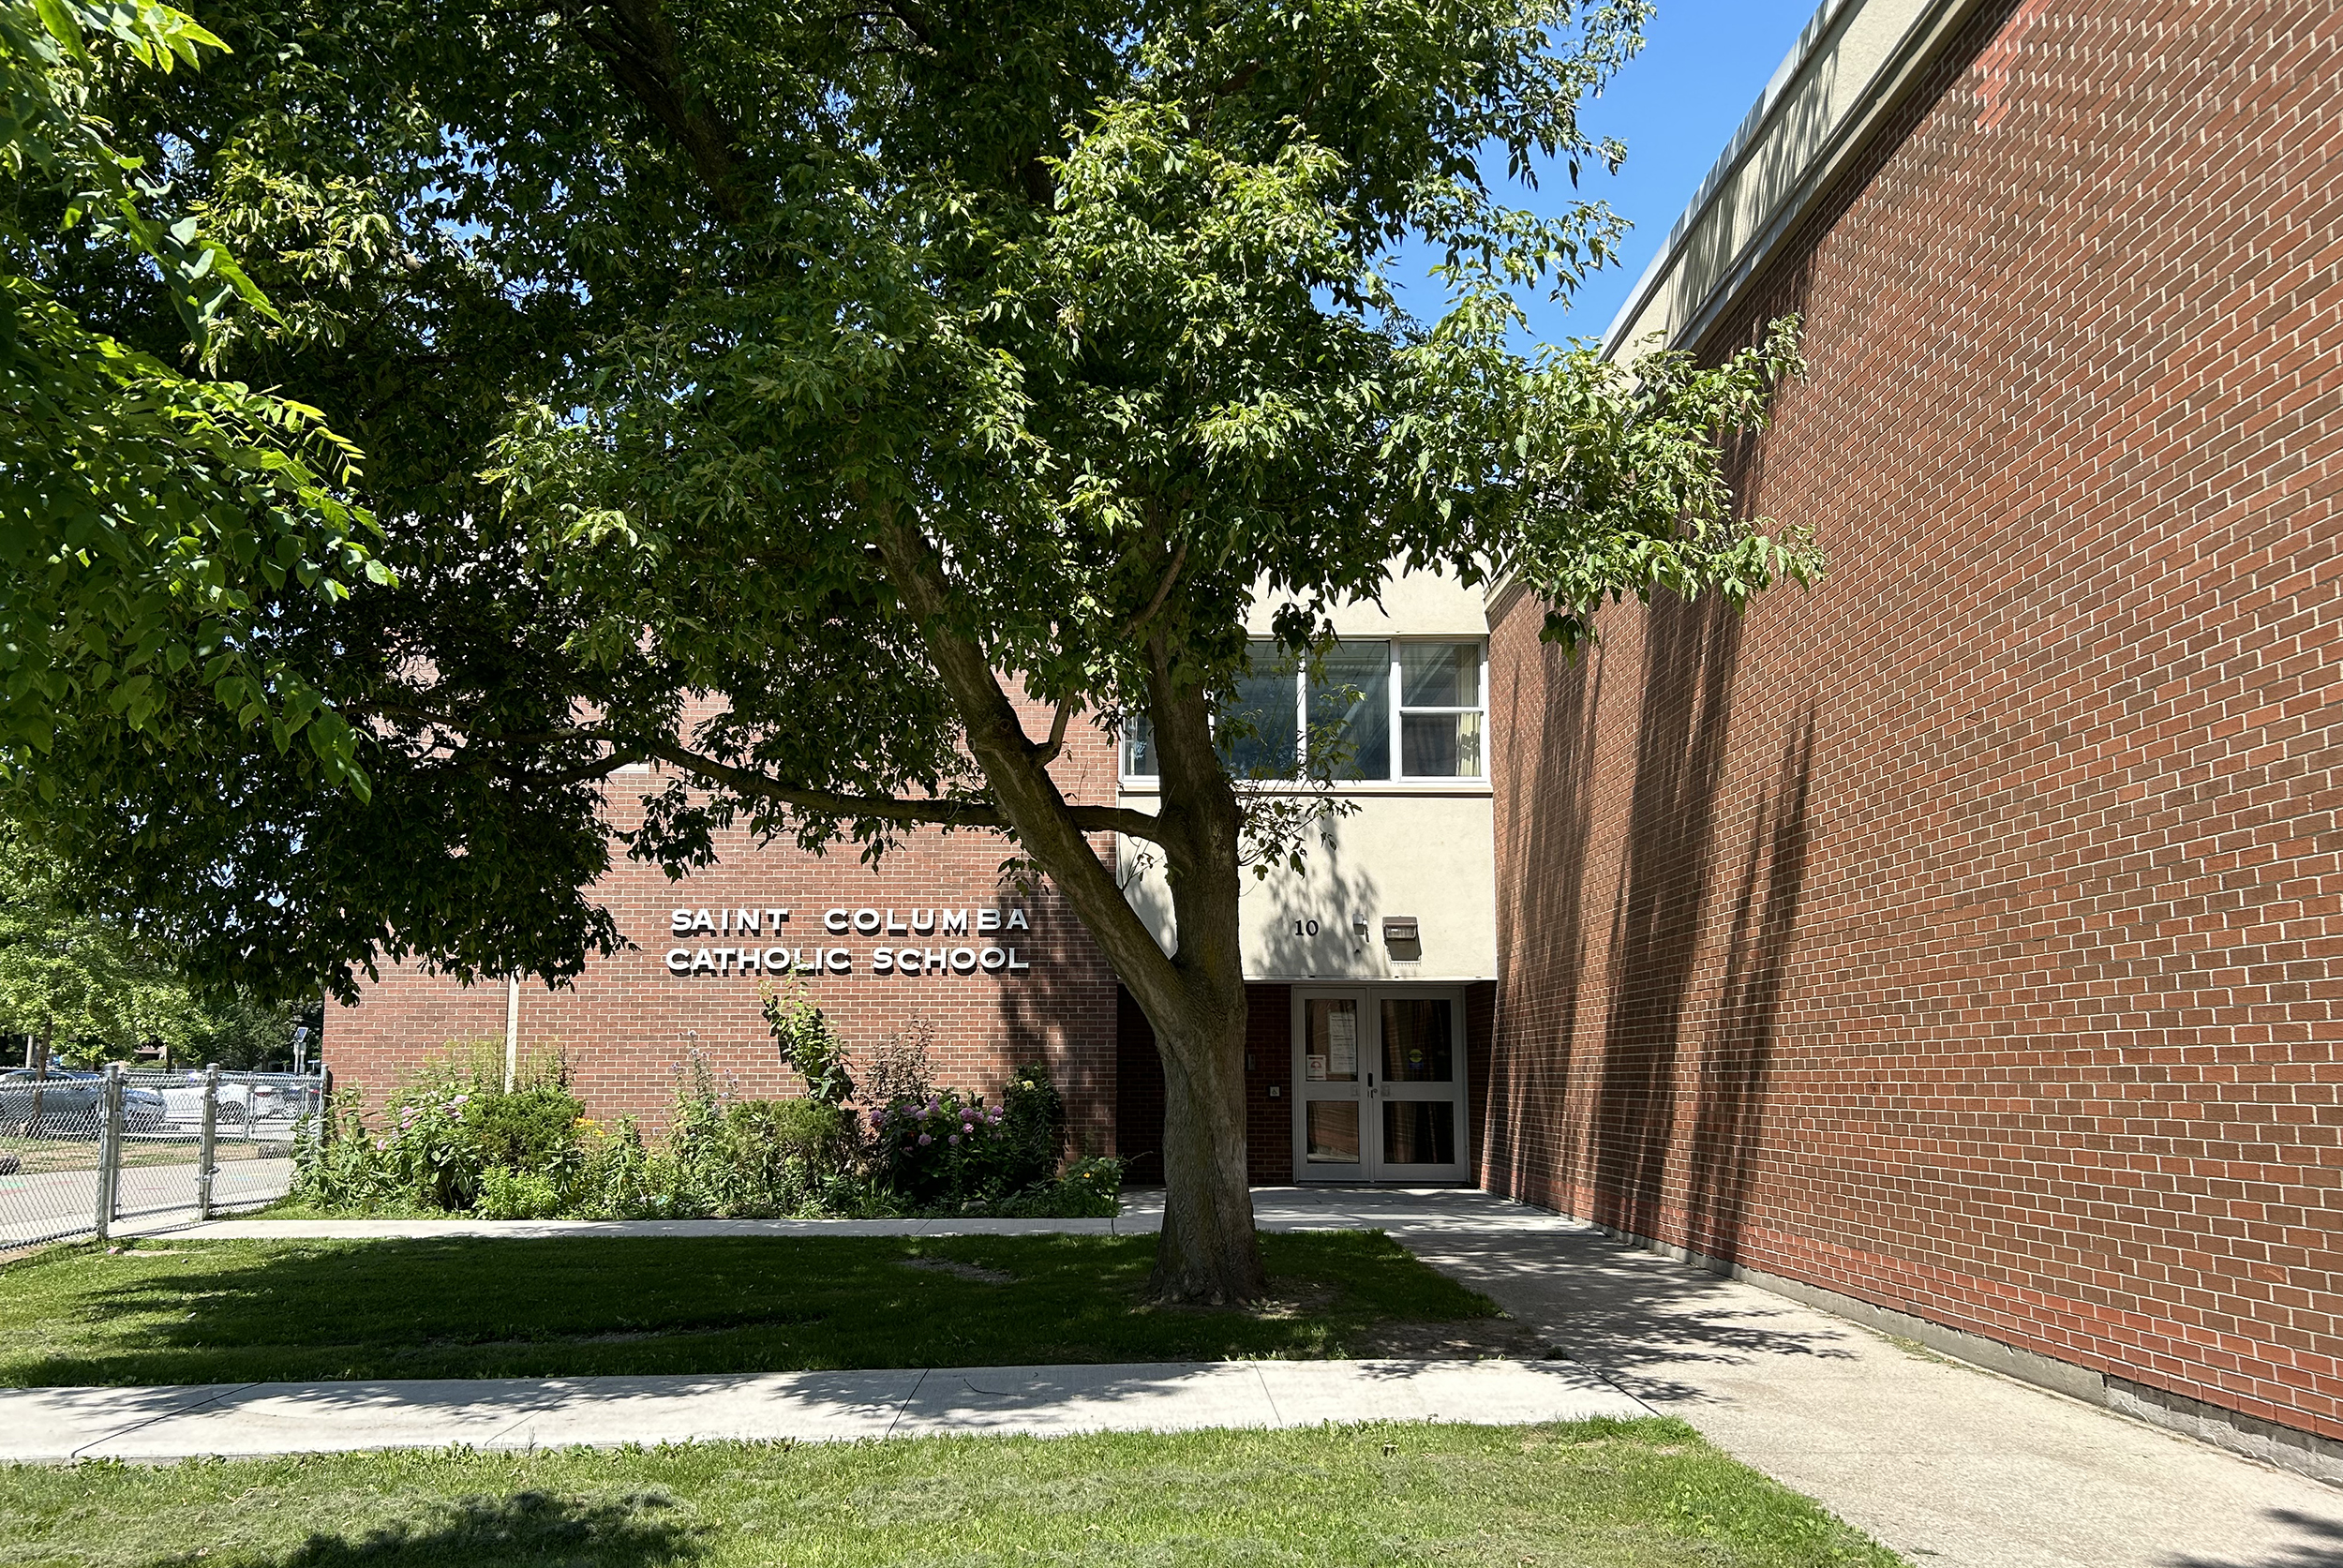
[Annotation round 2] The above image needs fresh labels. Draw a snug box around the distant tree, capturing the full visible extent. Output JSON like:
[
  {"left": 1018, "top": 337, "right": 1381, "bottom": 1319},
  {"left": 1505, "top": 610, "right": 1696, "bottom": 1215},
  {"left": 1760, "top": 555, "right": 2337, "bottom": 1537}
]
[
  {"left": 0, "top": 826, "right": 183, "bottom": 1068},
  {"left": 0, "top": 828, "right": 304, "bottom": 1071},
  {"left": 9, "top": 0, "right": 1814, "bottom": 1301}
]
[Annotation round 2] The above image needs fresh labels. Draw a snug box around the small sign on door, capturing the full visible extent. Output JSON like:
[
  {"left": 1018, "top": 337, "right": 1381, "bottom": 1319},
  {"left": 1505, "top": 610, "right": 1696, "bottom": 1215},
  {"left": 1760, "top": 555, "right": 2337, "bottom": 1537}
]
[{"left": 1327, "top": 1008, "right": 1357, "bottom": 1079}]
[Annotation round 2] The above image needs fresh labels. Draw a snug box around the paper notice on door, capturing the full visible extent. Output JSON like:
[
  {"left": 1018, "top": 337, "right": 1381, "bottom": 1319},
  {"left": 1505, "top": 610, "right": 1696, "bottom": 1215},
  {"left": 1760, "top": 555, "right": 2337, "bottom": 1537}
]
[
  {"left": 1306, "top": 1053, "right": 1328, "bottom": 1081},
  {"left": 1327, "top": 1009, "right": 1357, "bottom": 1079}
]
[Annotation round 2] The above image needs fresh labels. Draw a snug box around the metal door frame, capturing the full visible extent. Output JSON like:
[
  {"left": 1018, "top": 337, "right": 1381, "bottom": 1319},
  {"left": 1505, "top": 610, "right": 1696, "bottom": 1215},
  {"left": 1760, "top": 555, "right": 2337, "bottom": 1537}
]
[{"left": 1289, "top": 984, "right": 1470, "bottom": 1184}]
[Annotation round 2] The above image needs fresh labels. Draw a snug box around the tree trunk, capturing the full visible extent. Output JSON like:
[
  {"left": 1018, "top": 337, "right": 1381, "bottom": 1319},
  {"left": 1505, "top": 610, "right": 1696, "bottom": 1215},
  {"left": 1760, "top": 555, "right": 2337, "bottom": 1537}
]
[
  {"left": 1151, "top": 1015, "right": 1268, "bottom": 1303},
  {"left": 874, "top": 520, "right": 1270, "bottom": 1304}
]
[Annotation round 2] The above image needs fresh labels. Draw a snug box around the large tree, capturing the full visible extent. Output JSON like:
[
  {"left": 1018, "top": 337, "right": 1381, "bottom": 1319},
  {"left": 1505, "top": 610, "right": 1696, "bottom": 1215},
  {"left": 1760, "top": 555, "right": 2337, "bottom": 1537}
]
[{"left": 10, "top": 0, "right": 1813, "bottom": 1300}]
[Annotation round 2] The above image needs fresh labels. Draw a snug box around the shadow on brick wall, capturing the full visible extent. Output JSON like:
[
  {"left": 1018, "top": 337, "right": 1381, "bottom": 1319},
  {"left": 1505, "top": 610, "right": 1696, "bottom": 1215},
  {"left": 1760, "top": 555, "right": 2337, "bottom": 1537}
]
[
  {"left": 1492, "top": 589, "right": 1820, "bottom": 1266},
  {"left": 1489, "top": 601, "right": 1607, "bottom": 1202},
  {"left": 1681, "top": 707, "right": 1816, "bottom": 1260},
  {"left": 1590, "top": 592, "right": 1749, "bottom": 1241},
  {"left": 1591, "top": 594, "right": 1821, "bottom": 1262}
]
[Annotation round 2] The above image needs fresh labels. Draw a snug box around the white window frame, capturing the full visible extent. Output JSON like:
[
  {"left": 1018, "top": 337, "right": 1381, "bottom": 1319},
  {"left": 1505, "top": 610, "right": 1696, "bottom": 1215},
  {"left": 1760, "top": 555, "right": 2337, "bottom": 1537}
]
[
  {"left": 1120, "top": 637, "right": 1489, "bottom": 789},
  {"left": 1390, "top": 639, "right": 1488, "bottom": 783}
]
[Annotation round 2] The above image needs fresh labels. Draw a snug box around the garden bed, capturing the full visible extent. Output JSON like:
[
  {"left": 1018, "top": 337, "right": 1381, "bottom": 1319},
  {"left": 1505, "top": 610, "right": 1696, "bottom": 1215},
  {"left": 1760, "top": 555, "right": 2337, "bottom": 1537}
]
[{"left": 298, "top": 1011, "right": 1122, "bottom": 1222}]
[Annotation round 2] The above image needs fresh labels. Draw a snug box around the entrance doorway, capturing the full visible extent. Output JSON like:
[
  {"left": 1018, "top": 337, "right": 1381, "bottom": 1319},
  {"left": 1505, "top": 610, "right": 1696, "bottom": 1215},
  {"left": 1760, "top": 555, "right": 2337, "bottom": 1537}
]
[{"left": 1291, "top": 988, "right": 1469, "bottom": 1182}]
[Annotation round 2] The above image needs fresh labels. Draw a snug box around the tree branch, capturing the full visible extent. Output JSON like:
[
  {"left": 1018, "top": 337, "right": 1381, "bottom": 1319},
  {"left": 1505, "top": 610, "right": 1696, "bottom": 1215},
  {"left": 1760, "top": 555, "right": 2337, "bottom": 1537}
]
[
  {"left": 630, "top": 734, "right": 1160, "bottom": 839},
  {"left": 343, "top": 700, "right": 1164, "bottom": 839},
  {"left": 1031, "top": 698, "right": 1077, "bottom": 766},
  {"left": 1126, "top": 535, "right": 1188, "bottom": 642},
  {"left": 557, "top": 0, "right": 754, "bottom": 221},
  {"left": 868, "top": 510, "right": 1188, "bottom": 1011}
]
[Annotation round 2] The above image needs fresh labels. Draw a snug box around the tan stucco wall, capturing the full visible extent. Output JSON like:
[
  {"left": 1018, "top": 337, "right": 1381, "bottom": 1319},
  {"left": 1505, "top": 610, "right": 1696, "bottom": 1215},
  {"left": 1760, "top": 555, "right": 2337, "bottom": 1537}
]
[
  {"left": 1116, "top": 792, "right": 1497, "bottom": 981},
  {"left": 1123, "top": 567, "right": 1498, "bottom": 981}
]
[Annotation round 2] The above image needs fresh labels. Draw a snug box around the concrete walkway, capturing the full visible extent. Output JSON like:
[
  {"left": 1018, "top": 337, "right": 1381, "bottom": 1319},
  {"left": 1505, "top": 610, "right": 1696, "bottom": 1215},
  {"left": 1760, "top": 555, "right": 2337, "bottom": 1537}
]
[
  {"left": 1375, "top": 1201, "right": 2343, "bottom": 1568},
  {"left": 2, "top": 1358, "right": 1640, "bottom": 1463},
  {"left": 60, "top": 1187, "right": 2343, "bottom": 1567},
  {"left": 125, "top": 1184, "right": 1515, "bottom": 1240}
]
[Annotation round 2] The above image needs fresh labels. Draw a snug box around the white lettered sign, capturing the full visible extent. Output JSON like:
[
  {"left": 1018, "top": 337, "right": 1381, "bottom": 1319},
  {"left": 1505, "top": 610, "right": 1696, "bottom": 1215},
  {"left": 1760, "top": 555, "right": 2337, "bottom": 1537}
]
[{"left": 660, "top": 903, "right": 1037, "bottom": 980}]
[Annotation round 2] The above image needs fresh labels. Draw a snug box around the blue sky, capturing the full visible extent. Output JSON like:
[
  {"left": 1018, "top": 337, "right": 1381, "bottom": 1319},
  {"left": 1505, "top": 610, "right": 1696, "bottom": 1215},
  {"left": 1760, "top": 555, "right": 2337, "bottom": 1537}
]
[{"left": 1494, "top": 0, "right": 1823, "bottom": 348}]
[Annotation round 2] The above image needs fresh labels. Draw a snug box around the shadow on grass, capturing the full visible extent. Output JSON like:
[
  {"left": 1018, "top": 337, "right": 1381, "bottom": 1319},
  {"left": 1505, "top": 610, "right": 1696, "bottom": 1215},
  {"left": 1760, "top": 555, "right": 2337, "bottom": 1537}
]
[
  {"left": 5, "top": 1232, "right": 1499, "bottom": 1387},
  {"left": 144, "top": 1489, "right": 704, "bottom": 1568}
]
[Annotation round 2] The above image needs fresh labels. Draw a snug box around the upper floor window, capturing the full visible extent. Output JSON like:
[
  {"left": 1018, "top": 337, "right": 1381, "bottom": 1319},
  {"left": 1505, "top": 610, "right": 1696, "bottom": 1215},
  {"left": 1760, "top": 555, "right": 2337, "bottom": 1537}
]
[{"left": 1120, "top": 639, "right": 1485, "bottom": 784}]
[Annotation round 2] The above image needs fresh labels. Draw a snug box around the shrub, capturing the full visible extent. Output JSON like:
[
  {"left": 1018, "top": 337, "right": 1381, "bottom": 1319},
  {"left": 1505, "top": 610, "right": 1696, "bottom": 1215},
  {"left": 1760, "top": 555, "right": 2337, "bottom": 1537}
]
[
  {"left": 995, "top": 1065, "right": 1067, "bottom": 1186},
  {"left": 477, "top": 1166, "right": 564, "bottom": 1219},
  {"left": 994, "top": 1155, "right": 1125, "bottom": 1218},
  {"left": 291, "top": 1069, "right": 588, "bottom": 1216},
  {"left": 464, "top": 1083, "right": 588, "bottom": 1173},
  {"left": 867, "top": 1066, "right": 1068, "bottom": 1210},
  {"left": 681, "top": 1097, "right": 847, "bottom": 1217},
  {"left": 293, "top": 1093, "right": 408, "bottom": 1212},
  {"left": 762, "top": 984, "right": 855, "bottom": 1107},
  {"left": 291, "top": 1042, "right": 1113, "bottom": 1221}
]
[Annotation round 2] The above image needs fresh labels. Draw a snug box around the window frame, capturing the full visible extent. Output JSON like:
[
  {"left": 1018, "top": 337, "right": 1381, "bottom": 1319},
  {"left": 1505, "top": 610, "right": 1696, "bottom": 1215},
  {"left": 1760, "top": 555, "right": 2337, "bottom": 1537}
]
[
  {"left": 1119, "top": 636, "right": 1489, "bottom": 789},
  {"left": 1391, "top": 639, "right": 1488, "bottom": 783}
]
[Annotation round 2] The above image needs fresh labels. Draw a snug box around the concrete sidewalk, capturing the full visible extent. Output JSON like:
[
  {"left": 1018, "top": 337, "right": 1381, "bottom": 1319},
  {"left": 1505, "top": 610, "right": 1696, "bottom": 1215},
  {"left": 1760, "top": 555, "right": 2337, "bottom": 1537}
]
[
  {"left": 80, "top": 1186, "right": 2343, "bottom": 1566},
  {"left": 126, "top": 1183, "right": 1532, "bottom": 1241},
  {"left": 0, "top": 1358, "right": 1642, "bottom": 1463},
  {"left": 1394, "top": 1214, "right": 2343, "bottom": 1568}
]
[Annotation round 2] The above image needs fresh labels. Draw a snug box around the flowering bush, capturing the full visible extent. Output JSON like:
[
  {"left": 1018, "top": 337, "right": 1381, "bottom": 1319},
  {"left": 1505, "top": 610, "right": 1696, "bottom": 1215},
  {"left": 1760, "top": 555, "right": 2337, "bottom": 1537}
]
[{"left": 868, "top": 1066, "right": 1067, "bottom": 1209}]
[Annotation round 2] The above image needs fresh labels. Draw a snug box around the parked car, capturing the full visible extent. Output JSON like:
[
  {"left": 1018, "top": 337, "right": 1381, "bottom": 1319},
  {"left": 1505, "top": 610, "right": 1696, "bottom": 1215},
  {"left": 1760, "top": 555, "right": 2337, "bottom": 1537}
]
[
  {"left": 156, "top": 1074, "right": 321, "bottom": 1127},
  {"left": 248, "top": 1079, "right": 321, "bottom": 1124},
  {"left": 0, "top": 1069, "right": 167, "bottom": 1135},
  {"left": 157, "top": 1074, "right": 257, "bottom": 1127}
]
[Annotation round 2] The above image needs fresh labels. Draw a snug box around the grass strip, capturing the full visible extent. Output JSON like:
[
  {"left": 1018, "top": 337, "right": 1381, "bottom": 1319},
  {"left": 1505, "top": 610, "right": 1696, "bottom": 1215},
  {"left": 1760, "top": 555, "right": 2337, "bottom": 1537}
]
[
  {"left": 0, "top": 1232, "right": 1514, "bottom": 1386},
  {"left": 0, "top": 1419, "right": 1906, "bottom": 1566}
]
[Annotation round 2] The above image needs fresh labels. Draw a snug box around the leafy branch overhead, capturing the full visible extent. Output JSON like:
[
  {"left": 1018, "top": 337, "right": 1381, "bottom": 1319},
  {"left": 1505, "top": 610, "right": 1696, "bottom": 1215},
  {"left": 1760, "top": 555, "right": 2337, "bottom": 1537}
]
[{"left": 0, "top": 0, "right": 387, "bottom": 814}]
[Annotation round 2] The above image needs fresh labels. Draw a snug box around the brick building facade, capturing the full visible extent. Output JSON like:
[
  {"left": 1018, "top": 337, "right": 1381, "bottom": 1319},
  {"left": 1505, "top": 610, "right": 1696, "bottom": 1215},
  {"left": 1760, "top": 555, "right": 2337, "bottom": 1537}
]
[
  {"left": 327, "top": 709, "right": 1129, "bottom": 1152},
  {"left": 1483, "top": 0, "right": 2343, "bottom": 1462},
  {"left": 333, "top": 614, "right": 1501, "bottom": 1180}
]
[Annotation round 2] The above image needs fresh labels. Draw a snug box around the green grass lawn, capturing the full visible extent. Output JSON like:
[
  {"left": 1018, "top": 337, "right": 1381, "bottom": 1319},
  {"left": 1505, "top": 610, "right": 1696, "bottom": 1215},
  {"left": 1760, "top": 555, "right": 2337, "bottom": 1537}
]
[
  {"left": 0, "top": 1232, "right": 1519, "bottom": 1386},
  {"left": 0, "top": 1420, "right": 1905, "bottom": 1567}
]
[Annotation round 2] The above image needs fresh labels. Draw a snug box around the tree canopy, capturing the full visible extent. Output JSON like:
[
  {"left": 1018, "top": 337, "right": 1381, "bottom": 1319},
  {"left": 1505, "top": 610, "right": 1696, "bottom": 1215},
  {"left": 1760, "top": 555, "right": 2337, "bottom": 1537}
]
[
  {"left": 5, "top": 0, "right": 1814, "bottom": 1297},
  {"left": 1, "top": 0, "right": 383, "bottom": 805}
]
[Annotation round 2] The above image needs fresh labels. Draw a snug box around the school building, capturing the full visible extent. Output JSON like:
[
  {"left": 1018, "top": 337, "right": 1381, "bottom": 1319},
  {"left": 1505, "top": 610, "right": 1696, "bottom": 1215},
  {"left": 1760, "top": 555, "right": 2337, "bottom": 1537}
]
[{"left": 332, "top": 0, "right": 2343, "bottom": 1477}]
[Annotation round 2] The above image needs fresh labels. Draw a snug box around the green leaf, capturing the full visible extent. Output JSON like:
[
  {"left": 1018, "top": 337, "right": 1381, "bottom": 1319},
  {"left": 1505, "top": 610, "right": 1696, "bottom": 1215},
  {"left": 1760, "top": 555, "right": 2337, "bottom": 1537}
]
[{"left": 33, "top": 0, "right": 82, "bottom": 55}]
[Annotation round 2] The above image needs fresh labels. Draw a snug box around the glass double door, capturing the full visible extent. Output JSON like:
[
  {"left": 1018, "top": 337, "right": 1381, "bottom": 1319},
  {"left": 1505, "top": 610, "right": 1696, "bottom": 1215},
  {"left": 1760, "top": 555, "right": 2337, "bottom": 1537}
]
[{"left": 1292, "top": 988, "right": 1469, "bottom": 1182}]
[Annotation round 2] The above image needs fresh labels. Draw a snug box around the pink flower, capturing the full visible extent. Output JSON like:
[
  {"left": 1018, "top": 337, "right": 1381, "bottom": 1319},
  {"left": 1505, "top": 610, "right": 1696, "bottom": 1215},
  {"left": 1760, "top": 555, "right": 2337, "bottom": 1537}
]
[
  {"left": 948, "top": 1134, "right": 960, "bottom": 1146},
  {"left": 918, "top": 1133, "right": 933, "bottom": 1146}
]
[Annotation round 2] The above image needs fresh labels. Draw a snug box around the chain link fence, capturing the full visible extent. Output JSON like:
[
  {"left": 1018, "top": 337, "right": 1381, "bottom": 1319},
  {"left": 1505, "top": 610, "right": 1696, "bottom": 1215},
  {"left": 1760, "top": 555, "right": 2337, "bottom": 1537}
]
[{"left": 0, "top": 1065, "right": 325, "bottom": 1251}]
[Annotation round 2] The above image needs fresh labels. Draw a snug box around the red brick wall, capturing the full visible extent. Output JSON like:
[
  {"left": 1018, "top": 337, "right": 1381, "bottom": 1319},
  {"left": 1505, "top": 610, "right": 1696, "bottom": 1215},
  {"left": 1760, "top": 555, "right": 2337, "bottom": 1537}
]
[
  {"left": 1485, "top": 0, "right": 2343, "bottom": 1442},
  {"left": 1245, "top": 985, "right": 1294, "bottom": 1183},
  {"left": 327, "top": 705, "right": 1125, "bottom": 1154},
  {"left": 1114, "top": 983, "right": 1294, "bottom": 1186}
]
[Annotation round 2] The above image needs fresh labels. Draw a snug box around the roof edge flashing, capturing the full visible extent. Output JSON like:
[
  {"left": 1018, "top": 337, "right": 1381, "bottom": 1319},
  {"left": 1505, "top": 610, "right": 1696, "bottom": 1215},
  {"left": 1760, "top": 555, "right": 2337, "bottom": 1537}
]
[{"left": 1601, "top": 0, "right": 1992, "bottom": 362}]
